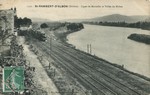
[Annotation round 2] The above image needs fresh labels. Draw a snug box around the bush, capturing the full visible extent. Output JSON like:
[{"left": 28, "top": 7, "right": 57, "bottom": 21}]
[{"left": 40, "top": 23, "right": 48, "bottom": 28}]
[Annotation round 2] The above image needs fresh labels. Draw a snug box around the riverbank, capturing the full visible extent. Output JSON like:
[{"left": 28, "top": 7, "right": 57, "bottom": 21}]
[
  {"left": 53, "top": 23, "right": 84, "bottom": 43},
  {"left": 67, "top": 40, "right": 150, "bottom": 82}
]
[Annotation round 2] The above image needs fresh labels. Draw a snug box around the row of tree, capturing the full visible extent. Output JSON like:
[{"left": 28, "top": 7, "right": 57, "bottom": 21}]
[
  {"left": 39, "top": 22, "right": 84, "bottom": 31},
  {"left": 66, "top": 23, "right": 84, "bottom": 31},
  {"left": 128, "top": 33, "right": 150, "bottom": 44},
  {"left": 84, "top": 21, "right": 150, "bottom": 30}
]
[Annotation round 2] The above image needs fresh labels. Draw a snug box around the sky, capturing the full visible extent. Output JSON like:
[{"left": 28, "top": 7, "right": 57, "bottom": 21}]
[{"left": 0, "top": 0, "right": 150, "bottom": 21}]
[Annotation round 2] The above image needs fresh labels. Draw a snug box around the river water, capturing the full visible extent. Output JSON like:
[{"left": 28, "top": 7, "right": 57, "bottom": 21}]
[{"left": 67, "top": 24, "right": 150, "bottom": 78}]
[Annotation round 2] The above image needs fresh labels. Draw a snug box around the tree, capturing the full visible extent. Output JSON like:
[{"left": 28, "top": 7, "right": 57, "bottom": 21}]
[
  {"left": 40, "top": 23, "right": 48, "bottom": 28},
  {"left": 14, "top": 16, "right": 32, "bottom": 28}
]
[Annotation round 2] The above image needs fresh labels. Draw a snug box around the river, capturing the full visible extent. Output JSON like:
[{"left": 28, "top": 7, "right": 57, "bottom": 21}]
[{"left": 67, "top": 24, "right": 150, "bottom": 78}]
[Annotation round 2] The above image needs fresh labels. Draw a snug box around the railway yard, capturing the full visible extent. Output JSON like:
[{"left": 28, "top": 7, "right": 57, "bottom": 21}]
[{"left": 28, "top": 35, "right": 150, "bottom": 95}]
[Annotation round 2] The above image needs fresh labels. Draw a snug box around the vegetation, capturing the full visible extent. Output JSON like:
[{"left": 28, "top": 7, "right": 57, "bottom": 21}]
[
  {"left": 84, "top": 21, "right": 150, "bottom": 30},
  {"left": 53, "top": 22, "right": 84, "bottom": 42},
  {"left": 14, "top": 16, "right": 32, "bottom": 28},
  {"left": 66, "top": 23, "right": 84, "bottom": 31},
  {"left": 128, "top": 33, "right": 150, "bottom": 44},
  {"left": 40, "top": 23, "right": 48, "bottom": 28},
  {"left": 32, "top": 22, "right": 84, "bottom": 43},
  {"left": 18, "top": 30, "right": 46, "bottom": 41}
]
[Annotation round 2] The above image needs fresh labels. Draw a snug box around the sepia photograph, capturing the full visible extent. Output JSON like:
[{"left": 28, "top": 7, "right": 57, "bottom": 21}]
[{"left": 0, "top": 0, "right": 150, "bottom": 95}]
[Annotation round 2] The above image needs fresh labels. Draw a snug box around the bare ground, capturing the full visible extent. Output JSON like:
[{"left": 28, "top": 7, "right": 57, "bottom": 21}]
[{"left": 19, "top": 37, "right": 60, "bottom": 95}]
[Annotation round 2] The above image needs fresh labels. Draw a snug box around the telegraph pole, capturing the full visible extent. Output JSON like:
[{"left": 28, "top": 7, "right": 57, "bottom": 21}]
[
  {"left": 50, "top": 37, "right": 52, "bottom": 51},
  {"left": 49, "top": 35, "right": 52, "bottom": 58},
  {"left": 87, "top": 44, "right": 89, "bottom": 53},
  {"left": 87, "top": 44, "right": 92, "bottom": 54},
  {"left": 89, "top": 44, "right": 92, "bottom": 54}
]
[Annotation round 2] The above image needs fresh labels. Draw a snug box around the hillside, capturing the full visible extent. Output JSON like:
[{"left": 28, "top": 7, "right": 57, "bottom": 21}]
[
  {"left": 31, "top": 18, "right": 51, "bottom": 22},
  {"left": 90, "top": 14, "right": 149, "bottom": 23},
  {"left": 62, "top": 14, "right": 149, "bottom": 23}
]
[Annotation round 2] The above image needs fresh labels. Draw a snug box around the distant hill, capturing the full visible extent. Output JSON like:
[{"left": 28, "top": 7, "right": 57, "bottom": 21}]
[
  {"left": 145, "top": 17, "right": 150, "bottom": 22},
  {"left": 31, "top": 14, "right": 150, "bottom": 23},
  {"left": 62, "top": 14, "right": 150, "bottom": 23},
  {"left": 90, "top": 14, "right": 149, "bottom": 23},
  {"left": 60, "top": 19, "right": 87, "bottom": 23},
  {"left": 31, "top": 18, "right": 51, "bottom": 22}
]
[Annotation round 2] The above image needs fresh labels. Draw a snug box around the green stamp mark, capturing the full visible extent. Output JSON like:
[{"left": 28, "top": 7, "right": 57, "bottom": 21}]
[{"left": 3, "top": 66, "right": 24, "bottom": 92}]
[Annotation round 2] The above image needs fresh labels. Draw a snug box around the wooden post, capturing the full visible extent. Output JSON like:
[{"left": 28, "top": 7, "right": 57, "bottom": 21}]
[
  {"left": 49, "top": 63, "right": 51, "bottom": 69},
  {"left": 71, "top": 89, "right": 74, "bottom": 95},
  {"left": 53, "top": 69, "right": 55, "bottom": 77},
  {"left": 50, "top": 37, "right": 52, "bottom": 51}
]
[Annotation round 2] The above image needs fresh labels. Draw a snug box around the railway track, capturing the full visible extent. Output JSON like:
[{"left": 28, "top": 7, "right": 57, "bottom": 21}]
[
  {"left": 52, "top": 44, "right": 141, "bottom": 95},
  {"left": 36, "top": 42, "right": 111, "bottom": 95},
  {"left": 33, "top": 40, "right": 149, "bottom": 95},
  {"left": 52, "top": 43, "right": 144, "bottom": 93},
  {"left": 52, "top": 41, "right": 150, "bottom": 94},
  {"left": 50, "top": 50, "right": 115, "bottom": 95}
]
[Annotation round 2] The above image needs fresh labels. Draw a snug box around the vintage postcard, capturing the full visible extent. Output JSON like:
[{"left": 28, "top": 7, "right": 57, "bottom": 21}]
[{"left": 0, "top": 0, "right": 150, "bottom": 95}]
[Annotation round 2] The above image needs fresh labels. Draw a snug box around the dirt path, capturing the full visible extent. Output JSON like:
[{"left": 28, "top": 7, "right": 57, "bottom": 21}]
[{"left": 19, "top": 37, "right": 60, "bottom": 95}]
